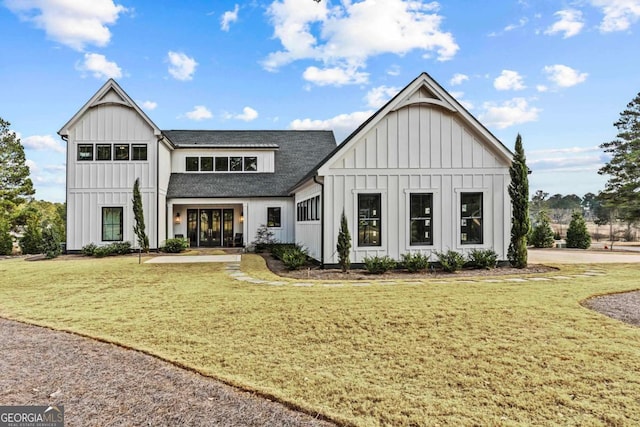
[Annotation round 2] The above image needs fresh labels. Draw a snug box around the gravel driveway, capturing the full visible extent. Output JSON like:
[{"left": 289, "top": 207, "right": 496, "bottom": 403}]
[{"left": 0, "top": 318, "right": 334, "bottom": 427}]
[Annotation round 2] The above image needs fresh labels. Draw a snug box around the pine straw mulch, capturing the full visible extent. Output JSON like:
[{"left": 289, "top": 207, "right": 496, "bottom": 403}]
[
  {"left": 260, "top": 253, "right": 556, "bottom": 281},
  {"left": 0, "top": 318, "right": 335, "bottom": 427}
]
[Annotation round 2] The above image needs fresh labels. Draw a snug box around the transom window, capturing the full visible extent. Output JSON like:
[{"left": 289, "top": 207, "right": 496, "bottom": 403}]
[
  {"left": 358, "top": 194, "right": 381, "bottom": 247},
  {"left": 132, "top": 144, "right": 147, "bottom": 161},
  {"left": 102, "top": 207, "right": 123, "bottom": 241},
  {"left": 297, "top": 196, "right": 320, "bottom": 221},
  {"left": 461, "top": 192, "right": 483, "bottom": 244},
  {"left": 185, "top": 156, "right": 259, "bottom": 173},
  {"left": 96, "top": 144, "right": 111, "bottom": 161},
  {"left": 78, "top": 144, "right": 93, "bottom": 161},
  {"left": 114, "top": 144, "right": 129, "bottom": 161},
  {"left": 410, "top": 193, "right": 433, "bottom": 246}
]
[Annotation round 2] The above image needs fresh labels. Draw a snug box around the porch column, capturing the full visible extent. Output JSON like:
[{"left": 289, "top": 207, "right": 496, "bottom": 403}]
[
  {"left": 167, "top": 202, "right": 174, "bottom": 239},
  {"left": 242, "top": 202, "right": 248, "bottom": 247}
]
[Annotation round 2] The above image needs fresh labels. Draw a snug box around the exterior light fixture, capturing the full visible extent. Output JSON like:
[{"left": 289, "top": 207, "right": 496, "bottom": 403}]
[{"left": 175, "top": 212, "right": 181, "bottom": 224}]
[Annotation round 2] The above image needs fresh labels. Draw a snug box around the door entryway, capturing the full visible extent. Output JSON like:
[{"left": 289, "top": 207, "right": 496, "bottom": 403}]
[{"left": 187, "top": 208, "right": 234, "bottom": 247}]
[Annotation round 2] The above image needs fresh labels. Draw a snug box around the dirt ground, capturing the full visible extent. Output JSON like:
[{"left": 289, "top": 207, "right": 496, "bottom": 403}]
[{"left": 0, "top": 318, "right": 334, "bottom": 427}]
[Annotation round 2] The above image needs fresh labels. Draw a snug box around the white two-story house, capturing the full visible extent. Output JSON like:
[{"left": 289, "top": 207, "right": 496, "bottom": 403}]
[{"left": 59, "top": 73, "right": 514, "bottom": 266}]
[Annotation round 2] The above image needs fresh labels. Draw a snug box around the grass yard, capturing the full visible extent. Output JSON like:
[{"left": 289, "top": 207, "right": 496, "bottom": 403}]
[{"left": 1, "top": 255, "right": 639, "bottom": 426}]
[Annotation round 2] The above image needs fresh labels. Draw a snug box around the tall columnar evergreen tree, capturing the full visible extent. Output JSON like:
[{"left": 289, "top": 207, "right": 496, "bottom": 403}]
[
  {"left": 0, "top": 118, "right": 34, "bottom": 218},
  {"left": 598, "top": 91, "right": 640, "bottom": 224},
  {"left": 508, "top": 134, "right": 530, "bottom": 268},
  {"left": 337, "top": 210, "right": 351, "bottom": 272},
  {"left": 132, "top": 178, "right": 149, "bottom": 252}
]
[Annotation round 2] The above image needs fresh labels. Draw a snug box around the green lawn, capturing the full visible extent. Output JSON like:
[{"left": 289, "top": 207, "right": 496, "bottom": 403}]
[{"left": 1, "top": 255, "right": 639, "bottom": 426}]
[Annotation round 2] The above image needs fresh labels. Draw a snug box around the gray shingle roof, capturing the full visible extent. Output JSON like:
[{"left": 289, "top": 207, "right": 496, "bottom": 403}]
[{"left": 165, "top": 130, "right": 336, "bottom": 198}]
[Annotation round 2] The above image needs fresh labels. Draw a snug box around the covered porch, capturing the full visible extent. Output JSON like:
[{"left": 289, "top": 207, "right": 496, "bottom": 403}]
[{"left": 168, "top": 200, "right": 247, "bottom": 248}]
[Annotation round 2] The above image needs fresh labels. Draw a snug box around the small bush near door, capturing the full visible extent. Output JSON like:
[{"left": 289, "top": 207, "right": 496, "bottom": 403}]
[
  {"left": 280, "top": 246, "right": 308, "bottom": 270},
  {"left": 434, "top": 250, "right": 465, "bottom": 273},
  {"left": 162, "top": 238, "right": 189, "bottom": 253}
]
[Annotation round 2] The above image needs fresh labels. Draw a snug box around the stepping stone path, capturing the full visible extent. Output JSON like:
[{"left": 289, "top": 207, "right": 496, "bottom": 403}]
[{"left": 223, "top": 262, "right": 607, "bottom": 288}]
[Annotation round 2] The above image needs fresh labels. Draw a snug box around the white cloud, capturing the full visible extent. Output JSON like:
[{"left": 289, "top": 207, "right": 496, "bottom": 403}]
[
  {"left": 226, "top": 106, "right": 259, "bottom": 122},
  {"left": 528, "top": 147, "right": 607, "bottom": 172},
  {"left": 221, "top": 4, "right": 239, "bottom": 31},
  {"left": 543, "top": 64, "right": 588, "bottom": 87},
  {"left": 536, "top": 85, "right": 549, "bottom": 92},
  {"left": 76, "top": 53, "right": 122, "bottom": 79},
  {"left": 167, "top": 51, "right": 198, "bottom": 81},
  {"left": 545, "top": 9, "right": 585, "bottom": 38},
  {"left": 5, "top": 0, "right": 128, "bottom": 51},
  {"left": 302, "top": 66, "right": 369, "bottom": 86},
  {"left": 591, "top": 0, "right": 640, "bottom": 32},
  {"left": 386, "top": 65, "right": 401, "bottom": 76},
  {"left": 264, "top": 0, "right": 458, "bottom": 86},
  {"left": 184, "top": 106, "right": 212, "bottom": 121},
  {"left": 290, "top": 110, "right": 374, "bottom": 141},
  {"left": 365, "top": 85, "right": 400, "bottom": 108},
  {"left": 22, "top": 134, "right": 65, "bottom": 153},
  {"left": 449, "top": 91, "right": 474, "bottom": 110},
  {"left": 449, "top": 73, "right": 469, "bottom": 86},
  {"left": 494, "top": 70, "right": 526, "bottom": 91},
  {"left": 140, "top": 101, "right": 157, "bottom": 110},
  {"left": 504, "top": 17, "right": 528, "bottom": 32},
  {"left": 479, "top": 98, "right": 541, "bottom": 129}
]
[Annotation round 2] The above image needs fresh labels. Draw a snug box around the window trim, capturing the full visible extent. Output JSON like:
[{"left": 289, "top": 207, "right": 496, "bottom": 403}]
[
  {"left": 77, "top": 144, "right": 93, "bottom": 161},
  {"left": 296, "top": 195, "right": 320, "bottom": 222},
  {"left": 102, "top": 207, "right": 124, "bottom": 242},
  {"left": 200, "top": 156, "right": 213, "bottom": 171}
]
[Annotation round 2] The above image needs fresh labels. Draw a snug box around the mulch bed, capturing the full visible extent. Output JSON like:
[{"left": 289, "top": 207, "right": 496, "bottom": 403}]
[
  {"left": 0, "top": 318, "right": 335, "bottom": 427},
  {"left": 582, "top": 291, "right": 640, "bottom": 327},
  {"left": 261, "top": 253, "right": 556, "bottom": 281}
]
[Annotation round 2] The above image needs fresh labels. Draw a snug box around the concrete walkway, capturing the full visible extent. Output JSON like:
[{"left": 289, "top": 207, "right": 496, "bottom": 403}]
[{"left": 145, "top": 254, "right": 241, "bottom": 264}]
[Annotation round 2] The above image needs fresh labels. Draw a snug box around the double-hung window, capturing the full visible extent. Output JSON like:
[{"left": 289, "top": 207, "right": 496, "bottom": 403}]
[
  {"left": 461, "top": 193, "right": 483, "bottom": 244},
  {"left": 358, "top": 194, "right": 381, "bottom": 246},
  {"left": 78, "top": 144, "right": 93, "bottom": 161},
  {"left": 96, "top": 144, "right": 111, "bottom": 160},
  {"left": 102, "top": 207, "right": 123, "bottom": 241},
  {"left": 132, "top": 144, "right": 147, "bottom": 161},
  {"left": 114, "top": 144, "right": 129, "bottom": 160},
  {"left": 410, "top": 193, "right": 433, "bottom": 245}
]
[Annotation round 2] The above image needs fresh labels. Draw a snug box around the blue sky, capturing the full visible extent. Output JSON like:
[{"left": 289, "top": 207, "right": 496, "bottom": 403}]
[{"left": 2, "top": 0, "right": 640, "bottom": 203}]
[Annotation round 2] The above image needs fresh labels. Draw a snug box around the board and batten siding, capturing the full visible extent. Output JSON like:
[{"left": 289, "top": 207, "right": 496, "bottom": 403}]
[
  {"left": 294, "top": 181, "right": 323, "bottom": 261},
  {"left": 321, "top": 104, "right": 511, "bottom": 264},
  {"left": 66, "top": 103, "right": 159, "bottom": 251}
]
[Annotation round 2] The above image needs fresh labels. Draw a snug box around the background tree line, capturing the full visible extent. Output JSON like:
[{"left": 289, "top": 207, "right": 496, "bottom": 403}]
[{"left": 0, "top": 118, "right": 65, "bottom": 257}]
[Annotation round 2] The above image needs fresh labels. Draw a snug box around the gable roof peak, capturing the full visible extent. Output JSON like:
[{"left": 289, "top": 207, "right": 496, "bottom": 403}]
[{"left": 58, "top": 79, "right": 162, "bottom": 137}]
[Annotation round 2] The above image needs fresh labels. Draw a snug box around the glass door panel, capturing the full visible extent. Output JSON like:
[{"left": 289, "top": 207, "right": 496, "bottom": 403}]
[
  {"left": 223, "top": 209, "right": 234, "bottom": 247},
  {"left": 211, "top": 210, "right": 222, "bottom": 246},
  {"left": 187, "top": 209, "right": 198, "bottom": 247}
]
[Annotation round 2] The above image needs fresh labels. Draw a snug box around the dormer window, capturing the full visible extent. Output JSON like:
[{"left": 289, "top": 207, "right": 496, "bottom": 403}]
[
  {"left": 215, "top": 157, "right": 229, "bottom": 171},
  {"left": 244, "top": 157, "right": 257, "bottom": 172}
]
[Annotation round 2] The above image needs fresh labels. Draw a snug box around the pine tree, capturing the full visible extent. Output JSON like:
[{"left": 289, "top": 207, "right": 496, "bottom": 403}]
[
  {"left": 0, "top": 118, "right": 34, "bottom": 218},
  {"left": 530, "top": 210, "right": 555, "bottom": 248},
  {"left": 508, "top": 134, "right": 530, "bottom": 268},
  {"left": 132, "top": 178, "right": 149, "bottom": 252},
  {"left": 337, "top": 210, "right": 351, "bottom": 272},
  {"left": 566, "top": 211, "right": 591, "bottom": 249},
  {"left": 598, "top": 91, "right": 640, "bottom": 223}
]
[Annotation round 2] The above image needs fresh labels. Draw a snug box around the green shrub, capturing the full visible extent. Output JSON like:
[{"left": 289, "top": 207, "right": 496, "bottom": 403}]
[
  {"left": 93, "top": 246, "right": 112, "bottom": 258},
  {"left": 252, "top": 224, "right": 276, "bottom": 253},
  {"left": 281, "top": 246, "right": 308, "bottom": 270},
  {"left": 162, "top": 238, "right": 189, "bottom": 253},
  {"left": 41, "top": 227, "right": 62, "bottom": 259},
  {"left": 19, "top": 217, "right": 43, "bottom": 255},
  {"left": 530, "top": 211, "right": 555, "bottom": 248},
  {"left": 270, "top": 243, "right": 300, "bottom": 261},
  {"left": 467, "top": 249, "right": 498, "bottom": 270},
  {"left": 566, "top": 211, "right": 591, "bottom": 249},
  {"left": 363, "top": 255, "right": 397, "bottom": 274},
  {"left": 435, "top": 250, "right": 465, "bottom": 273},
  {"left": 400, "top": 252, "right": 430, "bottom": 273},
  {"left": 109, "top": 241, "right": 132, "bottom": 255},
  {"left": 81, "top": 243, "right": 97, "bottom": 256}
]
